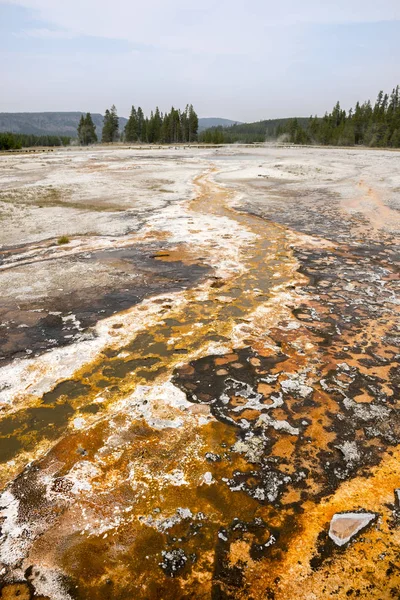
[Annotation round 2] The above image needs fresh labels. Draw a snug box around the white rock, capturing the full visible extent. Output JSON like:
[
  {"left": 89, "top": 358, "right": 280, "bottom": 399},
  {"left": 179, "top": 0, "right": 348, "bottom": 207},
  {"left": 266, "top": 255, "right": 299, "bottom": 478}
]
[
  {"left": 328, "top": 512, "right": 375, "bottom": 546},
  {"left": 201, "top": 472, "right": 214, "bottom": 485}
]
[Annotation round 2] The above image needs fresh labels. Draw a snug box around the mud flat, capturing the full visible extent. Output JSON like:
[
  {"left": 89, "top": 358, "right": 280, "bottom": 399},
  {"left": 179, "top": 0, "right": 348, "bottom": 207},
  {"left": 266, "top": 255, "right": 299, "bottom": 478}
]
[{"left": 0, "top": 145, "right": 399, "bottom": 599}]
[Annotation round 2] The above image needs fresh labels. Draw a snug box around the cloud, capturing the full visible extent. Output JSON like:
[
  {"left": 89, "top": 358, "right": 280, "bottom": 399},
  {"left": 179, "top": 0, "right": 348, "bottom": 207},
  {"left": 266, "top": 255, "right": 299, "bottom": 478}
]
[
  {"left": 4, "top": 0, "right": 400, "bottom": 51},
  {"left": 0, "top": 0, "right": 399, "bottom": 119},
  {"left": 14, "top": 27, "right": 76, "bottom": 39}
]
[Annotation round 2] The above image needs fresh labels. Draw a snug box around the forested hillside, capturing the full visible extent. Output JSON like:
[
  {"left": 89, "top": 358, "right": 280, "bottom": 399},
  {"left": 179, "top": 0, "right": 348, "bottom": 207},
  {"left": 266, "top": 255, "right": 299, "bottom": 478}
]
[
  {"left": 198, "top": 118, "right": 241, "bottom": 131},
  {"left": 199, "top": 118, "right": 309, "bottom": 143},
  {"left": 283, "top": 86, "right": 400, "bottom": 147},
  {"left": 0, "top": 112, "right": 127, "bottom": 137},
  {"left": 200, "top": 86, "right": 400, "bottom": 148},
  {"left": 0, "top": 132, "right": 71, "bottom": 150},
  {"left": 0, "top": 111, "right": 222, "bottom": 139}
]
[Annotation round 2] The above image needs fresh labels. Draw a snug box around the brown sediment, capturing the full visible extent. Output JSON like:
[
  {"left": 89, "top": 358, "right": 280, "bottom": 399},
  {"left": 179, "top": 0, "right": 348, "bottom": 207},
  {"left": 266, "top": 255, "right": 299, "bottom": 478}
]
[{"left": 0, "top": 155, "right": 399, "bottom": 600}]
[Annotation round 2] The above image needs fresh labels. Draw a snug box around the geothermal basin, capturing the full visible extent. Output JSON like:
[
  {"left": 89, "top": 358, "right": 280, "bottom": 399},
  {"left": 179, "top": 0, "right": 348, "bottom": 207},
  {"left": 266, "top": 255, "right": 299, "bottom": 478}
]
[{"left": 0, "top": 144, "right": 399, "bottom": 599}]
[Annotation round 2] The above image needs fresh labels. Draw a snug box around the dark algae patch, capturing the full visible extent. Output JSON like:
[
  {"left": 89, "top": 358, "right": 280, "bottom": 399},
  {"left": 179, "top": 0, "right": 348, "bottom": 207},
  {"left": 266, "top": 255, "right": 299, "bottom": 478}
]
[
  {"left": 0, "top": 380, "right": 90, "bottom": 463},
  {"left": 0, "top": 244, "right": 210, "bottom": 365}
]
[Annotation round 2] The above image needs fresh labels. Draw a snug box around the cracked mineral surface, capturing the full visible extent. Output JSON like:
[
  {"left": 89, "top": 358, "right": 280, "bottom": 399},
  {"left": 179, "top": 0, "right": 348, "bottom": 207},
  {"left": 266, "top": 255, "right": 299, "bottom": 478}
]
[{"left": 0, "top": 145, "right": 399, "bottom": 599}]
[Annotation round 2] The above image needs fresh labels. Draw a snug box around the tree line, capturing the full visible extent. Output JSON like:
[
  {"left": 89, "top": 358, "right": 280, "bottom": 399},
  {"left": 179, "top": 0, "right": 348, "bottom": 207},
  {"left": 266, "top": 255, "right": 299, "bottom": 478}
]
[
  {"left": 124, "top": 104, "right": 198, "bottom": 144},
  {"left": 0, "top": 132, "right": 71, "bottom": 150},
  {"left": 78, "top": 104, "right": 199, "bottom": 145},
  {"left": 201, "top": 85, "right": 400, "bottom": 148},
  {"left": 280, "top": 85, "right": 400, "bottom": 147}
]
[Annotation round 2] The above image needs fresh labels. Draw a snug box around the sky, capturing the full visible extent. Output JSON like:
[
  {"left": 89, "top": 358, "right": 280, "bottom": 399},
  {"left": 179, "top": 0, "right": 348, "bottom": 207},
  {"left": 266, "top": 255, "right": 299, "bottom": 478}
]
[{"left": 1, "top": 0, "right": 400, "bottom": 121}]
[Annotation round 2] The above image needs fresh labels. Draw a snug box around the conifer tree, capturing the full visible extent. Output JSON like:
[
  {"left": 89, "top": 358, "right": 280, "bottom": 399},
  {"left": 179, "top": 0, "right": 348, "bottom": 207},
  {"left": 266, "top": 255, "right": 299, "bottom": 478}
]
[
  {"left": 77, "top": 115, "right": 85, "bottom": 144},
  {"left": 161, "top": 112, "right": 170, "bottom": 143},
  {"left": 125, "top": 106, "right": 138, "bottom": 142},
  {"left": 142, "top": 117, "right": 148, "bottom": 143},
  {"left": 77, "top": 113, "right": 97, "bottom": 145},
  {"left": 153, "top": 107, "right": 162, "bottom": 142},
  {"left": 146, "top": 112, "right": 155, "bottom": 143},
  {"left": 102, "top": 106, "right": 119, "bottom": 143},
  {"left": 85, "top": 113, "right": 97, "bottom": 144},
  {"left": 137, "top": 107, "right": 145, "bottom": 141},
  {"left": 102, "top": 109, "right": 112, "bottom": 142},
  {"left": 110, "top": 105, "right": 119, "bottom": 141},
  {"left": 188, "top": 105, "right": 199, "bottom": 142},
  {"left": 181, "top": 107, "right": 189, "bottom": 142}
]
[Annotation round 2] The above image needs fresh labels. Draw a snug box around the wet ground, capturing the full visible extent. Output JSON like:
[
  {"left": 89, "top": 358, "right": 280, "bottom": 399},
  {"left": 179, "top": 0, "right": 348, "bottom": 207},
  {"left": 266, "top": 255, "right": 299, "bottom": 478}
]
[
  {"left": 0, "top": 145, "right": 399, "bottom": 599},
  {"left": 0, "top": 243, "right": 210, "bottom": 365}
]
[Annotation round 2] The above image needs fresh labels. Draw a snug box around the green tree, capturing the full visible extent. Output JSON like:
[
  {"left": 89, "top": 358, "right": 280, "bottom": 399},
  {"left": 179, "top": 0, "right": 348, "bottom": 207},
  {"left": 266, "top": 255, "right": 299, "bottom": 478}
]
[
  {"left": 153, "top": 107, "right": 162, "bottom": 142},
  {"left": 102, "top": 109, "right": 112, "bottom": 142},
  {"left": 181, "top": 106, "right": 189, "bottom": 142},
  {"left": 188, "top": 104, "right": 198, "bottom": 142},
  {"left": 161, "top": 112, "right": 170, "bottom": 143},
  {"left": 137, "top": 107, "right": 145, "bottom": 141},
  {"left": 125, "top": 106, "right": 138, "bottom": 142},
  {"left": 77, "top": 115, "right": 85, "bottom": 144},
  {"left": 102, "top": 105, "right": 119, "bottom": 142},
  {"left": 390, "top": 128, "right": 400, "bottom": 147},
  {"left": 86, "top": 113, "right": 97, "bottom": 144},
  {"left": 78, "top": 113, "right": 97, "bottom": 145}
]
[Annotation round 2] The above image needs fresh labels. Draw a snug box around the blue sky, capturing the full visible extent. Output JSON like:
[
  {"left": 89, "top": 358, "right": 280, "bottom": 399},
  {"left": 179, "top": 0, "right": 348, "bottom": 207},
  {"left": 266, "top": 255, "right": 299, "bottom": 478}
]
[{"left": 1, "top": 0, "right": 399, "bottom": 120}]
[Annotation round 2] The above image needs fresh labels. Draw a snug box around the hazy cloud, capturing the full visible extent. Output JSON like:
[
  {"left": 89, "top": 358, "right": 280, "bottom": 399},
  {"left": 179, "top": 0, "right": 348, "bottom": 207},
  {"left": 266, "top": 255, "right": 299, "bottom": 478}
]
[{"left": 1, "top": 0, "right": 399, "bottom": 120}]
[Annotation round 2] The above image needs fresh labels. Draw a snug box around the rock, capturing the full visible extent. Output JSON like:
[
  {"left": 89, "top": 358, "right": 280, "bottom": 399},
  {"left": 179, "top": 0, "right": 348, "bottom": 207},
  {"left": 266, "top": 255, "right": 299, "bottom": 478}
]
[
  {"left": 160, "top": 548, "right": 188, "bottom": 577},
  {"left": 201, "top": 471, "right": 214, "bottom": 485},
  {"left": 205, "top": 452, "right": 221, "bottom": 462},
  {"left": 335, "top": 441, "right": 360, "bottom": 465},
  {"left": 328, "top": 512, "right": 376, "bottom": 546},
  {"left": 280, "top": 377, "right": 313, "bottom": 398},
  {"left": 215, "top": 296, "right": 233, "bottom": 303},
  {"left": 232, "top": 435, "right": 265, "bottom": 464}
]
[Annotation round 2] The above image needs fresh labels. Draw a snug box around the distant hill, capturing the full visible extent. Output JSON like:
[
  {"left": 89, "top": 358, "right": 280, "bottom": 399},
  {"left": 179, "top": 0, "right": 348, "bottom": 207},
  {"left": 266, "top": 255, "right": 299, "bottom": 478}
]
[
  {"left": 213, "top": 117, "right": 309, "bottom": 135},
  {"left": 0, "top": 112, "right": 301, "bottom": 142},
  {"left": 200, "top": 117, "right": 311, "bottom": 143},
  {"left": 0, "top": 112, "right": 128, "bottom": 137},
  {"left": 0, "top": 112, "right": 242, "bottom": 138},
  {"left": 198, "top": 117, "right": 241, "bottom": 131}
]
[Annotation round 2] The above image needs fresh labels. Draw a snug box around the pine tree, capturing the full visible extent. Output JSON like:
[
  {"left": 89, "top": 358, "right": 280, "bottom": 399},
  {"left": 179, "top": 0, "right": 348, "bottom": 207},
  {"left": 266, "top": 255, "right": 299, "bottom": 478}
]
[
  {"left": 102, "top": 109, "right": 112, "bottom": 143},
  {"left": 161, "top": 112, "right": 170, "bottom": 143},
  {"left": 390, "top": 128, "right": 400, "bottom": 148},
  {"left": 77, "top": 115, "right": 85, "bottom": 144},
  {"left": 125, "top": 106, "right": 138, "bottom": 142},
  {"left": 188, "top": 105, "right": 199, "bottom": 142},
  {"left": 153, "top": 107, "right": 162, "bottom": 142},
  {"left": 84, "top": 113, "right": 97, "bottom": 144},
  {"left": 142, "top": 117, "right": 148, "bottom": 143},
  {"left": 168, "top": 108, "right": 181, "bottom": 143},
  {"left": 137, "top": 107, "right": 144, "bottom": 141},
  {"left": 77, "top": 113, "right": 97, "bottom": 145},
  {"left": 102, "top": 106, "right": 119, "bottom": 142},
  {"left": 110, "top": 105, "right": 119, "bottom": 141},
  {"left": 181, "top": 106, "right": 189, "bottom": 142},
  {"left": 147, "top": 112, "right": 155, "bottom": 143}
]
